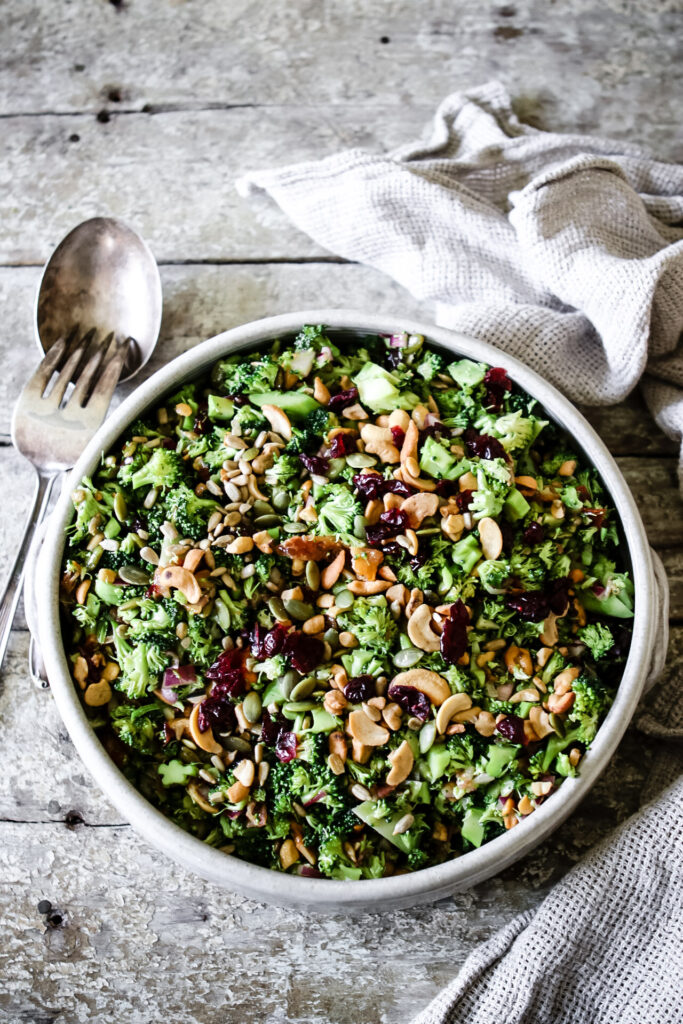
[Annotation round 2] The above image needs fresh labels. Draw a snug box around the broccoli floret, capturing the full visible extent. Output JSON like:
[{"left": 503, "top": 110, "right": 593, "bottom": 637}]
[
  {"left": 72, "top": 593, "right": 103, "bottom": 634},
  {"left": 213, "top": 353, "right": 279, "bottom": 396},
  {"left": 293, "top": 324, "right": 336, "bottom": 353},
  {"left": 478, "top": 559, "right": 511, "bottom": 593},
  {"left": 316, "top": 836, "right": 363, "bottom": 880},
  {"left": 314, "top": 483, "right": 362, "bottom": 544},
  {"left": 346, "top": 755, "right": 386, "bottom": 787},
  {"left": 540, "top": 450, "right": 579, "bottom": 476},
  {"left": 185, "top": 613, "right": 224, "bottom": 668},
  {"left": 284, "top": 407, "right": 331, "bottom": 455},
  {"left": 265, "top": 452, "right": 302, "bottom": 490},
  {"left": 68, "top": 478, "right": 116, "bottom": 542},
  {"left": 568, "top": 675, "right": 612, "bottom": 737},
  {"left": 124, "top": 597, "right": 184, "bottom": 644},
  {"left": 338, "top": 597, "right": 397, "bottom": 655},
  {"left": 268, "top": 757, "right": 346, "bottom": 818},
  {"left": 110, "top": 702, "right": 162, "bottom": 754},
  {"left": 130, "top": 449, "right": 186, "bottom": 491},
  {"left": 231, "top": 404, "right": 268, "bottom": 437},
  {"left": 415, "top": 350, "right": 445, "bottom": 382},
  {"left": 579, "top": 623, "right": 615, "bottom": 660},
  {"left": 113, "top": 633, "right": 170, "bottom": 699},
  {"left": 162, "top": 482, "right": 221, "bottom": 541}
]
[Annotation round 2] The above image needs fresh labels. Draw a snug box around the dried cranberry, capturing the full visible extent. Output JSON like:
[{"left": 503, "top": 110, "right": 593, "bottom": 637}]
[
  {"left": 275, "top": 730, "right": 298, "bottom": 762},
  {"left": 352, "top": 473, "right": 416, "bottom": 502},
  {"left": 419, "top": 422, "right": 447, "bottom": 440},
  {"left": 585, "top": 507, "right": 606, "bottom": 528},
  {"left": 440, "top": 600, "right": 469, "bottom": 665},
  {"left": 390, "top": 426, "right": 405, "bottom": 448},
  {"left": 327, "top": 432, "right": 357, "bottom": 458},
  {"left": 387, "top": 684, "right": 431, "bottom": 721},
  {"left": 265, "top": 622, "right": 290, "bottom": 658},
  {"left": 260, "top": 708, "right": 283, "bottom": 746},
  {"left": 193, "top": 409, "right": 210, "bottom": 435},
  {"left": 328, "top": 387, "right": 359, "bottom": 412},
  {"left": 464, "top": 430, "right": 506, "bottom": 462},
  {"left": 500, "top": 521, "right": 515, "bottom": 554},
  {"left": 505, "top": 578, "right": 571, "bottom": 622},
  {"left": 163, "top": 722, "right": 175, "bottom": 745},
  {"left": 144, "top": 583, "right": 160, "bottom": 599},
  {"left": 522, "top": 522, "right": 544, "bottom": 545},
  {"left": 196, "top": 465, "right": 211, "bottom": 482},
  {"left": 483, "top": 367, "right": 512, "bottom": 411},
  {"left": 365, "top": 508, "right": 409, "bottom": 546},
  {"left": 299, "top": 452, "right": 329, "bottom": 475},
  {"left": 283, "top": 632, "right": 324, "bottom": 674},
  {"left": 495, "top": 715, "right": 526, "bottom": 745},
  {"left": 160, "top": 437, "right": 177, "bottom": 450},
  {"left": 197, "top": 693, "right": 237, "bottom": 735},
  {"left": 228, "top": 393, "right": 248, "bottom": 407},
  {"left": 205, "top": 648, "right": 246, "bottom": 696},
  {"left": 344, "top": 675, "right": 376, "bottom": 703},
  {"left": 456, "top": 489, "right": 474, "bottom": 511}
]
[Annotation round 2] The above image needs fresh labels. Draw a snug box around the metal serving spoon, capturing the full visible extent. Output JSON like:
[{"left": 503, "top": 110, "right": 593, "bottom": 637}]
[{"left": 0, "top": 217, "right": 162, "bottom": 675}]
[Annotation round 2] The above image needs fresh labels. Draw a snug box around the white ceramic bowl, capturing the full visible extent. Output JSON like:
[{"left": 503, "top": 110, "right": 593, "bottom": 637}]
[{"left": 36, "top": 310, "right": 659, "bottom": 912}]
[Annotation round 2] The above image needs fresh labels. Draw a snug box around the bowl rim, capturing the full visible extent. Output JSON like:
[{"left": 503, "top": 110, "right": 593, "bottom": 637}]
[{"left": 36, "top": 308, "right": 656, "bottom": 910}]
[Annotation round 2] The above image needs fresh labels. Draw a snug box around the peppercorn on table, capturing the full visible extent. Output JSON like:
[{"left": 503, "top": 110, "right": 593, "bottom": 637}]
[{"left": 0, "top": 1, "right": 682, "bottom": 1021}]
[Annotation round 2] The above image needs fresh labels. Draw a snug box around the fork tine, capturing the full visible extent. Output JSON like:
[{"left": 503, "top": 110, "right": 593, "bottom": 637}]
[
  {"left": 80, "top": 336, "right": 131, "bottom": 419},
  {"left": 23, "top": 338, "right": 68, "bottom": 397},
  {"left": 43, "top": 342, "right": 89, "bottom": 408},
  {"left": 67, "top": 334, "right": 109, "bottom": 408}
]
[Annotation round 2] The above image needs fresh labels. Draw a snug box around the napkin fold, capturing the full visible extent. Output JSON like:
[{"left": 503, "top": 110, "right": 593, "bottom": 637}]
[{"left": 237, "top": 81, "right": 683, "bottom": 488}]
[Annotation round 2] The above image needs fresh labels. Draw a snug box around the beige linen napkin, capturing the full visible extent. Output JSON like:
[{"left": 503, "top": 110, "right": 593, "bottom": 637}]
[{"left": 237, "top": 81, "right": 683, "bottom": 489}]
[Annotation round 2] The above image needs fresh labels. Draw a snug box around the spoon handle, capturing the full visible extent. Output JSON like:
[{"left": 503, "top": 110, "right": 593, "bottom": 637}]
[{"left": 0, "top": 469, "right": 56, "bottom": 673}]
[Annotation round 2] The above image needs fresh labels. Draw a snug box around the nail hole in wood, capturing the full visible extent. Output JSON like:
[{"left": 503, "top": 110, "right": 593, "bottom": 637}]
[{"left": 96, "top": 110, "right": 110, "bottom": 124}]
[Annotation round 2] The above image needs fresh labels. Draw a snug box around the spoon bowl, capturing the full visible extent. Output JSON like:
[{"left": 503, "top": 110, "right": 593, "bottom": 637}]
[{"left": 35, "top": 217, "right": 162, "bottom": 381}]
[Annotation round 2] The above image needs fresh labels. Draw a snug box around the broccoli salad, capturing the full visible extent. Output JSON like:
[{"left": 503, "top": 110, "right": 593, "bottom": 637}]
[{"left": 61, "top": 325, "right": 634, "bottom": 879}]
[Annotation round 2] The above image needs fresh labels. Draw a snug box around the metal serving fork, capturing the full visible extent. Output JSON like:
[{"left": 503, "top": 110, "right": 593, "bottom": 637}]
[{"left": 0, "top": 331, "right": 130, "bottom": 671}]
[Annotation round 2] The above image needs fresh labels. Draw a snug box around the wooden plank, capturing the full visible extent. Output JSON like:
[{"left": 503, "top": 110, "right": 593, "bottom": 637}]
[
  {"left": 1, "top": 0, "right": 681, "bottom": 166},
  {"left": 1, "top": 626, "right": 678, "bottom": 1023}
]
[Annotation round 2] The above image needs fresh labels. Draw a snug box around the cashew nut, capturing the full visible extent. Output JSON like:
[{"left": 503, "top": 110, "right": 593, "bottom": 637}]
[
  {"left": 388, "top": 409, "right": 410, "bottom": 432},
  {"left": 313, "top": 376, "right": 331, "bottom": 404},
  {"left": 400, "top": 419, "right": 419, "bottom": 468},
  {"left": 232, "top": 758, "right": 255, "bottom": 787},
  {"left": 553, "top": 666, "right": 580, "bottom": 695},
  {"left": 405, "top": 587, "right": 423, "bottom": 619},
  {"left": 83, "top": 679, "right": 112, "bottom": 707},
  {"left": 347, "top": 579, "right": 391, "bottom": 595},
  {"left": 183, "top": 548, "right": 205, "bottom": 573},
  {"left": 262, "top": 404, "right": 292, "bottom": 440},
  {"left": 529, "top": 706, "right": 555, "bottom": 739},
  {"left": 478, "top": 517, "right": 503, "bottom": 560},
  {"left": 155, "top": 565, "right": 202, "bottom": 605},
  {"left": 407, "top": 603, "right": 441, "bottom": 652},
  {"left": 188, "top": 703, "right": 223, "bottom": 754},
  {"left": 541, "top": 613, "right": 559, "bottom": 646},
  {"left": 504, "top": 645, "right": 533, "bottom": 677},
  {"left": 381, "top": 702, "right": 403, "bottom": 731},
  {"left": 386, "top": 740, "right": 414, "bottom": 786},
  {"left": 400, "top": 492, "right": 439, "bottom": 529},
  {"left": 321, "top": 549, "right": 346, "bottom": 589},
  {"left": 328, "top": 730, "right": 348, "bottom": 762},
  {"left": 547, "top": 691, "right": 576, "bottom": 715},
  {"left": 187, "top": 783, "right": 220, "bottom": 815},
  {"left": 390, "top": 668, "right": 451, "bottom": 706},
  {"left": 441, "top": 513, "right": 465, "bottom": 542},
  {"left": 435, "top": 692, "right": 473, "bottom": 734},
  {"left": 347, "top": 709, "right": 390, "bottom": 746},
  {"left": 227, "top": 779, "right": 251, "bottom": 803},
  {"left": 385, "top": 583, "right": 409, "bottom": 605}
]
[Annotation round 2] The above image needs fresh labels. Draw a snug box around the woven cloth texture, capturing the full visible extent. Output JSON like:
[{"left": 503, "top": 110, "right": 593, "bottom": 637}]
[
  {"left": 409, "top": 663, "right": 683, "bottom": 1024},
  {"left": 237, "top": 81, "right": 683, "bottom": 488}
]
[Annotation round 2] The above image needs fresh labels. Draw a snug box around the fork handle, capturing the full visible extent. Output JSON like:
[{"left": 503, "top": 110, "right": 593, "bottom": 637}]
[{"left": 0, "top": 470, "right": 57, "bottom": 673}]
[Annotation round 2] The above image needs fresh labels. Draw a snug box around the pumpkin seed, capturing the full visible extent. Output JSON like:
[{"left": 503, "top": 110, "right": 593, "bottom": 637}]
[
  {"left": 323, "top": 627, "right": 339, "bottom": 649},
  {"left": 282, "top": 522, "right": 307, "bottom": 534},
  {"left": 242, "top": 446, "right": 259, "bottom": 461},
  {"left": 290, "top": 677, "right": 317, "bottom": 700},
  {"left": 346, "top": 453, "right": 377, "bottom": 469},
  {"left": 118, "top": 565, "right": 151, "bottom": 586},
  {"left": 253, "top": 514, "right": 282, "bottom": 528},
  {"left": 327, "top": 457, "right": 346, "bottom": 479},
  {"left": 283, "top": 700, "right": 317, "bottom": 713},
  {"left": 85, "top": 545, "right": 103, "bottom": 569},
  {"left": 113, "top": 491, "right": 128, "bottom": 522},
  {"left": 221, "top": 736, "right": 252, "bottom": 753},
  {"left": 242, "top": 692, "right": 262, "bottom": 724},
  {"left": 419, "top": 721, "right": 436, "bottom": 754},
  {"left": 268, "top": 596, "right": 289, "bottom": 622},
  {"left": 549, "top": 712, "right": 566, "bottom": 737},
  {"left": 280, "top": 670, "right": 300, "bottom": 700},
  {"left": 335, "top": 589, "right": 355, "bottom": 610},
  {"left": 392, "top": 647, "right": 424, "bottom": 669},
  {"left": 252, "top": 500, "right": 274, "bottom": 516},
  {"left": 271, "top": 489, "right": 291, "bottom": 511},
  {"left": 305, "top": 561, "right": 320, "bottom": 590},
  {"left": 283, "top": 598, "right": 314, "bottom": 621},
  {"left": 353, "top": 514, "right": 367, "bottom": 540}
]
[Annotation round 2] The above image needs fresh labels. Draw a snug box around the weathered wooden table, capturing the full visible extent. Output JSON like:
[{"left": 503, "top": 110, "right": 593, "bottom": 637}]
[{"left": 1, "top": 2, "right": 681, "bottom": 1021}]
